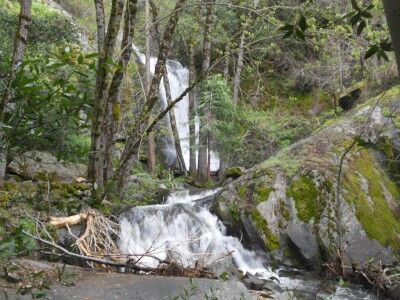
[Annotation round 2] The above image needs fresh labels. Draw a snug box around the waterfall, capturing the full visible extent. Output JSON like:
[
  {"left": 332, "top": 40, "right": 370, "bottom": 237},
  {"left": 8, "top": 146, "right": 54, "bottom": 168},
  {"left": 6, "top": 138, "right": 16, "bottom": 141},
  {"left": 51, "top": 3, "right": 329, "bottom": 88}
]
[
  {"left": 133, "top": 46, "right": 220, "bottom": 171},
  {"left": 119, "top": 189, "right": 275, "bottom": 278}
]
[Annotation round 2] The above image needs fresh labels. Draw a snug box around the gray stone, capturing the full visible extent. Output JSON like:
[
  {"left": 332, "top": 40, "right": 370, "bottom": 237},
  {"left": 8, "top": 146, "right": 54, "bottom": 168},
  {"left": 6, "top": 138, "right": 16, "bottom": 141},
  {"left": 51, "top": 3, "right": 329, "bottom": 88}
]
[
  {"left": 286, "top": 221, "right": 319, "bottom": 264},
  {"left": 9, "top": 151, "right": 86, "bottom": 182}
]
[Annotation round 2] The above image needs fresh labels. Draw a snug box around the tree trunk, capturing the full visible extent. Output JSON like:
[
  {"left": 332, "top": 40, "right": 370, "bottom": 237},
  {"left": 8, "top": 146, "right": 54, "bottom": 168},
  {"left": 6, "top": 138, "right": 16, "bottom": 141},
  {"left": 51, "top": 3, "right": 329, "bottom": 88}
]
[
  {"left": 382, "top": 0, "right": 400, "bottom": 77},
  {"left": 164, "top": 69, "right": 187, "bottom": 173},
  {"left": 148, "top": 0, "right": 186, "bottom": 173},
  {"left": 0, "top": 0, "right": 32, "bottom": 186},
  {"left": 232, "top": 31, "right": 245, "bottom": 104},
  {"left": 94, "top": 0, "right": 105, "bottom": 55},
  {"left": 219, "top": 45, "right": 231, "bottom": 180},
  {"left": 197, "top": 0, "right": 215, "bottom": 181},
  {"left": 145, "top": 0, "right": 157, "bottom": 173},
  {"left": 115, "top": 0, "right": 187, "bottom": 194},
  {"left": 101, "top": 0, "right": 138, "bottom": 185},
  {"left": 188, "top": 45, "right": 197, "bottom": 175},
  {"left": 89, "top": 0, "right": 125, "bottom": 190}
]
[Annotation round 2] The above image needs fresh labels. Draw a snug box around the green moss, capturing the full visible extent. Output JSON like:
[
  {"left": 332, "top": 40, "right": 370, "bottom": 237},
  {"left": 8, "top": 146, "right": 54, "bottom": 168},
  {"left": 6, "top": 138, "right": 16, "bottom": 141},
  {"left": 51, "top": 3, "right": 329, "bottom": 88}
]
[
  {"left": 344, "top": 148, "right": 400, "bottom": 251},
  {"left": 278, "top": 200, "right": 290, "bottom": 221},
  {"left": 253, "top": 183, "right": 273, "bottom": 204},
  {"left": 237, "top": 185, "right": 248, "bottom": 199},
  {"left": 112, "top": 103, "right": 121, "bottom": 121},
  {"left": 287, "top": 175, "right": 320, "bottom": 223},
  {"left": 3, "top": 181, "right": 18, "bottom": 192},
  {"left": 0, "top": 191, "right": 11, "bottom": 208},
  {"left": 229, "top": 204, "right": 240, "bottom": 222},
  {"left": 250, "top": 208, "right": 280, "bottom": 251}
]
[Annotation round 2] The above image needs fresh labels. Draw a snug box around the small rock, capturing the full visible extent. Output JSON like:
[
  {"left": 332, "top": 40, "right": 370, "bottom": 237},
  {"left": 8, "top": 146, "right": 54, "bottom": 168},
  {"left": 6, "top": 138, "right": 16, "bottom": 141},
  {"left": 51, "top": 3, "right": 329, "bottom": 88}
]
[{"left": 242, "top": 274, "right": 266, "bottom": 290}]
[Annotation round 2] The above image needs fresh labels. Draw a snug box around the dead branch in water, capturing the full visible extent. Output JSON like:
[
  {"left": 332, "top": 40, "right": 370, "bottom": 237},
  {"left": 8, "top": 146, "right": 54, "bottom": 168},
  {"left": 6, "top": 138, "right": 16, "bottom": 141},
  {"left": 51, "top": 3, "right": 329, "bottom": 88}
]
[{"left": 23, "top": 211, "right": 227, "bottom": 278}]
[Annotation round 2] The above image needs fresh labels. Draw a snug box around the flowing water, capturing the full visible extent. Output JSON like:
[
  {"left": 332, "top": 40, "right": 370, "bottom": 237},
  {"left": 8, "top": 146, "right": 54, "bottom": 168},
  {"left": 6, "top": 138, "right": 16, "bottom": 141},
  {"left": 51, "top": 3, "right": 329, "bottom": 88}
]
[
  {"left": 133, "top": 47, "right": 219, "bottom": 171},
  {"left": 119, "top": 188, "right": 379, "bottom": 299},
  {"left": 119, "top": 188, "right": 272, "bottom": 276}
]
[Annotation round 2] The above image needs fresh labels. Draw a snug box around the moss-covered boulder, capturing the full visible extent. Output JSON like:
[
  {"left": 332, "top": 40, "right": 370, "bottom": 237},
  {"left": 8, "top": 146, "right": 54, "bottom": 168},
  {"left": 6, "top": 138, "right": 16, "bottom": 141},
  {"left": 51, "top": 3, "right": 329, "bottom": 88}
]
[
  {"left": 8, "top": 151, "right": 86, "bottom": 182},
  {"left": 213, "top": 86, "right": 400, "bottom": 269}
]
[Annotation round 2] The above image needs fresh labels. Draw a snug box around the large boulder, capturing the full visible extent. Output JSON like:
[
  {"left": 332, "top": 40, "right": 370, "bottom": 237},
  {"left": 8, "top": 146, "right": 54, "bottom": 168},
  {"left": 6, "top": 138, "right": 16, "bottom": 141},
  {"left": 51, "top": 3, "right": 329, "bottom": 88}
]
[
  {"left": 212, "top": 87, "right": 400, "bottom": 270},
  {"left": 8, "top": 151, "right": 86, "bottom": 182}
]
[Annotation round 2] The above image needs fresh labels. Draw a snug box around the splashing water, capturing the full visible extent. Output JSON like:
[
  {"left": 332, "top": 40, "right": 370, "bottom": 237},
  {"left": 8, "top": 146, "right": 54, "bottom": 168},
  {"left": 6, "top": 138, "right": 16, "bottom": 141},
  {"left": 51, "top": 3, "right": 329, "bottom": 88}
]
[{"left": 118, "top": 188, "right": 276, "bottom": 278}]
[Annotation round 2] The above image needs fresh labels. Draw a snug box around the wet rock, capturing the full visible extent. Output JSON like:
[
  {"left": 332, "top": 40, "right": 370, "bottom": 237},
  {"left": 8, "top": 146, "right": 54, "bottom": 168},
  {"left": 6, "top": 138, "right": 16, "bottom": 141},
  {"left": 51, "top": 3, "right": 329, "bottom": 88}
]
[
  {"left": 8, "top": 151, "right": 86, "bottom": 182},
  {"left": 242, "top": 274, "right": 267, "bottom": 290}
]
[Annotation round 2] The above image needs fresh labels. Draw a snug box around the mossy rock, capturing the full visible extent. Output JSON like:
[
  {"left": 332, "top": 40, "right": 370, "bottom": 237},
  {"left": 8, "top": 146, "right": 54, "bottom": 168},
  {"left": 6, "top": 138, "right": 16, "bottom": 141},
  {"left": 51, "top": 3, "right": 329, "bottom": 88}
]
[
  {"left": 250, "top": 208, "right": 279, "bottom": 251},
  {"left": 224, "top": 167, "right": 245, "bottom": 179},
  {"left": 214, "top": 87, "right": 400, "bottom": 267}
]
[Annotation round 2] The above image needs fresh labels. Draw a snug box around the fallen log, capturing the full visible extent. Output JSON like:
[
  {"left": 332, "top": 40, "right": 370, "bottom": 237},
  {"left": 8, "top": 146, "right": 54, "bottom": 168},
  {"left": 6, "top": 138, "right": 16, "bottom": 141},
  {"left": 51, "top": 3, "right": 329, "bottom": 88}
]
[{"left": 49, "top": 213, "right": 88, "bottom": 229}]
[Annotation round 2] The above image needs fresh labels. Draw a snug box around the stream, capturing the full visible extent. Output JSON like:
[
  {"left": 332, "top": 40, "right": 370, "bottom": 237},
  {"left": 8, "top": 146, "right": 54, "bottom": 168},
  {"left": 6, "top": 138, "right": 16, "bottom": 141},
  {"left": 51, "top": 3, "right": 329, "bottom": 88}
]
[{"left": 118, "top": 188, "right": 382, "bottom": 299}]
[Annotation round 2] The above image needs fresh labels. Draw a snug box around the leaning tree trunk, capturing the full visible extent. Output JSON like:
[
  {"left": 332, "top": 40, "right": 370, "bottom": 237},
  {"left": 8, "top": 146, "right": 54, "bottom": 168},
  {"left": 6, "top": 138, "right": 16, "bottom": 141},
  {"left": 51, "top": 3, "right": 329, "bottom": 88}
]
[
  {"left": 89, "top": 0, "right": 125, "bottom": 191},
  {"left": 197, "top": 0, "right": 215, "bottom": 181},
  {"left": 382, "top": 0, "right": 400, "bottom": 77},
  {"left": 115, "top": 0, "right": 187, "bottom": 194},
  {"left": 188, "top": 44, "right": 197, "bottom": 175},
  {"left": 0, "top": 0, "right": 32, "bottom": 186},
  {"left": 149, "top": 0, "right": 187, "bottom": 174}
]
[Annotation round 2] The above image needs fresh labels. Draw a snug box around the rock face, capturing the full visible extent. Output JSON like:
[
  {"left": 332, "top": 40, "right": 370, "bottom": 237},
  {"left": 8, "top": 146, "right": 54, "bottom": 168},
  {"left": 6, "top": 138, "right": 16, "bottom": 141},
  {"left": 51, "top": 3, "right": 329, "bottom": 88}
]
[
  {"left": 8, "top": 151, "right": 86, "bottom": 181},
  {"left": 212, "top": 87, "right": 400, "bottom": 269}
]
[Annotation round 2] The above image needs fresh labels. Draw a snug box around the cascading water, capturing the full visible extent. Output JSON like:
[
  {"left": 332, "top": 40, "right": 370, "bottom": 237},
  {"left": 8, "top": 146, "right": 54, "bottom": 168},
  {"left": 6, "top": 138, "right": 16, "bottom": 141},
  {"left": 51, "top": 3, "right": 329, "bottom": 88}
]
[
  {"left": 118, "top": 189, "right": 378, "bottom": 299},
  {"left": 133, "top": 47, "right": 219, "bottom": 171},
  {"left": 119, "top": 189, "right": 274, "bottom": 277}
]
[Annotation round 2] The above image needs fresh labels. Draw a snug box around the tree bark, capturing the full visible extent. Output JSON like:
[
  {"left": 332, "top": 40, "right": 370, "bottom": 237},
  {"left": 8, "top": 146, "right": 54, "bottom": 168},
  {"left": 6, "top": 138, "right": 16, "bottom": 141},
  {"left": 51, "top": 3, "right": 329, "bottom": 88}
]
[
  {"left": 382, "top": 0, "right": 400, "bottom": 77},
  {"left": 115, "top": 0, "right": 187, "bottom": 193},
  {"left": 188, "top": 45, "right": 197, "bottom": 175},
  {"left": 197, "top": 0, "right": 215, "bottom": 181},
  {"left": 0, "top": 0, "right": 32, "bottom": 186},
  {"left": 219, "top": 45, "right": 231, "bottom": 180},
  {"left": 232, "top": 31, "right": 245, "bottom": 104},
  {"left": 94, "top": 0, "right": 105, "bottom": 55},
  {"left": 149, "top": 1, "right": 187, "bottom": 173},
  {"left": 145, "top": 0, "right": 157, "bottom": 173},
  {"left": 89, "top": 0, "right": 125, "bottom": 190},
  {"left": 101, "top": 0, "right": 138, "bottom": 184}
]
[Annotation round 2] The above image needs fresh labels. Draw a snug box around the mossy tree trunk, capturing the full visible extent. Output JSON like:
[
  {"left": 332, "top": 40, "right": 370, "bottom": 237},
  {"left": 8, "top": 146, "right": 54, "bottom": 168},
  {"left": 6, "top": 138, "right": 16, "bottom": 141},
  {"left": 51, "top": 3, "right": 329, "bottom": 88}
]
[
  {"left": 101, "top": 0, "right": 138, "bottom": 183},
  {"left": 89, "top": 0, "right": 125, "bottom": 191}
]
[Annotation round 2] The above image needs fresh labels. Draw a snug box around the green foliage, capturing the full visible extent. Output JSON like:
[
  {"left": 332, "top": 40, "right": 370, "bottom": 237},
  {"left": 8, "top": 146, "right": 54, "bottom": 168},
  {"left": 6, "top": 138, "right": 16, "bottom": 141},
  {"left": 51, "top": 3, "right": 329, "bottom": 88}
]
[
  {"left": 0, "top": 218, "right": 37, "bottom": 258},
  {"left": 4, "top": 47, "right": 96, "bottom": 159},
  {"left": 198, "top": 74, "right": 240, "bottom": 162}
]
